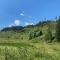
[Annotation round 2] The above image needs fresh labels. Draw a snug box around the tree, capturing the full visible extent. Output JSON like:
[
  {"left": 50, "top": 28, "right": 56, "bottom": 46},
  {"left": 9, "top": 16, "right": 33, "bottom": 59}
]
[
  {"left": 45, "top": 27, "right": 52, "bottom": 42},
  {"left": 38, "top": 30, "right": 43, "bottom": 36},
  {"left": 56, "top": 16, "right": 60, "bottom": 41},
  {"left": 33, "top": 31, "right": 36, "bottom": 38},
  {"left": 29, "top": 31, "right": 33, "bottom": 40}
]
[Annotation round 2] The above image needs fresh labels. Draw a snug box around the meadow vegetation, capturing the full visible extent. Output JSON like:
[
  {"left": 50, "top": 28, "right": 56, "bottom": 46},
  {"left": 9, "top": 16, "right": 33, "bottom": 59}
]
[{"left": 0, "top": 17, "right": 60, "bottom": 60}]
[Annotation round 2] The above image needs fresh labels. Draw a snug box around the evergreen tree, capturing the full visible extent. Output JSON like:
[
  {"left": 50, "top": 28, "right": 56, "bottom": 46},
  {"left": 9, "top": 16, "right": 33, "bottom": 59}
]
[
  {"left": 45, "top": 27, "right": 52, "bottom": 42},
  {"left": 29, "top": 31, "right": 33, "bottom": 40},
  {"left": 39, "top": 30, "right": 43, "bottom": 36},
  {"left": 56, "top": 16, "right": 60, "bottom": 41},
  {"left": 34, "top": 31, "right": 36, "bottom": 38}
]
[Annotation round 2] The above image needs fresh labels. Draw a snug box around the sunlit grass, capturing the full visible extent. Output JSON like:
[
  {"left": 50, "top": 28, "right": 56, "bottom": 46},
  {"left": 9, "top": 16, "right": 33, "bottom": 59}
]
[{"left": 0, "top": 41, "right": 60, "bottom": 60}]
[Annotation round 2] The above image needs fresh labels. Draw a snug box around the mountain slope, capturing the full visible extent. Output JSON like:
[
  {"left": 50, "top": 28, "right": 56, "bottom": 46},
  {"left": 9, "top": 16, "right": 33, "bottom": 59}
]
[{"left": 1, "top": 26, "right": 24, "bottom": 32}]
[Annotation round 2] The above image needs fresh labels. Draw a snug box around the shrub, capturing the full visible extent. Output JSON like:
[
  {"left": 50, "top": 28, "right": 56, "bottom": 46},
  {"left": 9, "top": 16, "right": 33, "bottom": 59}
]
[
  {"left": 35, "top": 30, "right": 43, "bottom": 37},
  {"left": 38, "top": 30, "right": 43, "bottom": 36},
  {"left": 21, "top": 37, "right": 23, "bottom": 40}
]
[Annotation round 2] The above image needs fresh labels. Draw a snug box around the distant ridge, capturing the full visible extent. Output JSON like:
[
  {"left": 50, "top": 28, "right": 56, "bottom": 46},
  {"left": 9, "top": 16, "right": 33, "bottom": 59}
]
[
  {"left": 1, "top": 26, "right": 24, "bottom": 32},
  {"left": 1, "top": 20, "right": 56, "bottom": 32}
]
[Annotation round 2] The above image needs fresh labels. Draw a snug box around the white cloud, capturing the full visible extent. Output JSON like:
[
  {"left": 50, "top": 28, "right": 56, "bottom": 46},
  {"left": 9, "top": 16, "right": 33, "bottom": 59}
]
[
  {"left": 25, "top": 22, "right": 34, "bottom": 26},
  {"left": 20, "top": 11, "right": 24, "bottom": 16},
  {"left": 14, "top": 20, "right": 20, "bottom": 26},
  {"left": 20, "top": 11, "right": 34, "bottom": 21},
  {"left": 20, "top": 13, "right": 24, "bottom": 16},
  {"left": 8, "top": 24, "right": 15, "bottom": 27},
  {"left": 25, "top": 22, "right": 29, "bottom": 26},
  {"left": 8, "top": 20, "right": 20, "bottom": 27}
]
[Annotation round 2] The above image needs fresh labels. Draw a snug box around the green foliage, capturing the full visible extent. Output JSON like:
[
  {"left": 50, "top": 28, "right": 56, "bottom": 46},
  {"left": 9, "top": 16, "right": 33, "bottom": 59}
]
[
  {"left": 45, "top": 27, "right": 52, "bottom": 42},
  {"left": 36, "top": 31, "right": 42, "bottom": 37},
  {"left": 56, "top": 17, "right": 60, "bottom": 42},
  {"left": 29, "top": 31, "right": 33, "bottom": 40},
  {"left": 38, "top": 30, "right": 43, "bottom": 36},
  {"left": 0, "top": 20, "right": 60, "bottom": 60},
  {"left": 33, "top": 32, "right": 36, "bottom": 38},
  {"left": 0, "top": 43, "right": 60, "bottom": 60},
  {"left": 29, "top": 30, "right": 43, "bottom": 40}
]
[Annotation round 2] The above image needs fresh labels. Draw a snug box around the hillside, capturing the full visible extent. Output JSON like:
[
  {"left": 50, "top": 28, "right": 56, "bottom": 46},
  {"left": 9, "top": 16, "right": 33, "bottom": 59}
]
[
  {"left": 1, "top": 26, "right": 24, "bottom": 32},
  {"left": 0, "top": 20, "right": 56, "bottom": 41},
  {"left": 0, "top": 20, "right": 60, "bottom": 60}
]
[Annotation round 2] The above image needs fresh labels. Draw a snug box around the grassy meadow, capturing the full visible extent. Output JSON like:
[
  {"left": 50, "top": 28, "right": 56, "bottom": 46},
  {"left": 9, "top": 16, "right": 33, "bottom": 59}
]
[
  {"left": 0, "top": 39, "right": 60, "bottom": 60},
  {"left": 0, "top": 21, "right": 60, "bottom": 60}
]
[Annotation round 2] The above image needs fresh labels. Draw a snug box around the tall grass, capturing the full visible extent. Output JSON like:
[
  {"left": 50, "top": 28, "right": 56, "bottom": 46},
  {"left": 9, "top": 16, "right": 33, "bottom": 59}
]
[{"left": 0, "top": 42, "right": 60, "bottom": 60}]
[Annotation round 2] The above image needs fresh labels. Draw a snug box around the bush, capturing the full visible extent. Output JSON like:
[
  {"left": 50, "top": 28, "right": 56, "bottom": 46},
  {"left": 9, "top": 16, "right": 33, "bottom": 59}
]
[
  {"left": 35, "top": 30, "right": 43, "bottom": 37},
  {"left": 29, "top": 30, "right": 43, "bottom": 40},
  {"left": 38, "top": 31, "right": 43, "bottom": 36}
]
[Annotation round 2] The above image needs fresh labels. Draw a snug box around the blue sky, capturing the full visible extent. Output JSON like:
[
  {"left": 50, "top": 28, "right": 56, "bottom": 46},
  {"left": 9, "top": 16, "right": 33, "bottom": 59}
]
[{"left": 0, "top": 0, "right": 60, "bottom": 28}]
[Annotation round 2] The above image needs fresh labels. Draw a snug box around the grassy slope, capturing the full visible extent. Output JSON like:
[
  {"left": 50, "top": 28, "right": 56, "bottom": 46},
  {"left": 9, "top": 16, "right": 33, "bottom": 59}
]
[
  {"left": 0, "top": 22, "right": 60, "bottom": 60},
  {"left": 0, "top": 41, "right": 60, "bottom": 60}
]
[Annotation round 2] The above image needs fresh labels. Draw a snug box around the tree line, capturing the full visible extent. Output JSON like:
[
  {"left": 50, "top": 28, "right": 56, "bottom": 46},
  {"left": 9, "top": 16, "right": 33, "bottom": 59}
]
[{"left": 29, "top": 16, "right": 60, "bottom": 42}]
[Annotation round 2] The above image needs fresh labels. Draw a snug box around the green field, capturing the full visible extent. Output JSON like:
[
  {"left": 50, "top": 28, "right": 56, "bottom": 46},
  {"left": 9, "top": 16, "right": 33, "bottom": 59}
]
[
  {"left": 0, "top": 21, "right": 60, "bottom": 60},
  {"left": 0, "top": 40, "right": 60, "bottom": 60},
  {"left": 0, "top": 31, "right": 60, "bottom": 60}
]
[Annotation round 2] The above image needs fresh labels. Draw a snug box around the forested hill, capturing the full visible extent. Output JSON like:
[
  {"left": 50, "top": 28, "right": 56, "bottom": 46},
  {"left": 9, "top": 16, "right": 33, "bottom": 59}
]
[
  {"left": 1, "top": 20, "right": 56, "bottom": 32},
  {"left": 1, "top": 26, "right": 24, "bottom": 32}
]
